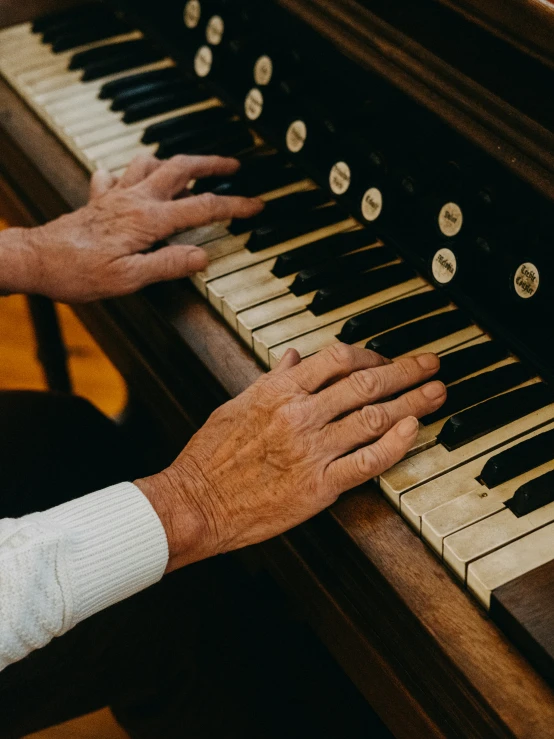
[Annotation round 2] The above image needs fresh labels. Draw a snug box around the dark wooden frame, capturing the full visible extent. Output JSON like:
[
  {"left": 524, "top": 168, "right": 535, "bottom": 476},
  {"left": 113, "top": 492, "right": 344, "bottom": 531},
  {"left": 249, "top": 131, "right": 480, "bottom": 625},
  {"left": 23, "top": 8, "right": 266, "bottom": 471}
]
[{"left": 2, "top": 55, "right": 554, "bottom": 737}]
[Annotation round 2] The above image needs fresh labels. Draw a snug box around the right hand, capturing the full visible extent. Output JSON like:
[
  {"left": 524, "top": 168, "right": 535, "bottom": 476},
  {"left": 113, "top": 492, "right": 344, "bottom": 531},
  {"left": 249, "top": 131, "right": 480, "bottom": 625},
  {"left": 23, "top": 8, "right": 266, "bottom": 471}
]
[{"left": 135, "top": 344, "right": 446, "bottom": 572}]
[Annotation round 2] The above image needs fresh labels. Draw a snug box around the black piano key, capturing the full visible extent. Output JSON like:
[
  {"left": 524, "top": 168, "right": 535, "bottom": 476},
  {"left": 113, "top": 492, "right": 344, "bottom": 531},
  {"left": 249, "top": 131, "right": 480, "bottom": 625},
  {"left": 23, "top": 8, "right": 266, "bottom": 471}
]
[
  {"left": 49, "top": 19, "right": 128, "bottom": 53},
  {"left": 290, "top": 245, "right": 396, "bottom": 296},
  {"left": 366, "top": 310, "right": 472, "bottom": 359},
  {"left": 309, "top": 263, "right": 416, "bottom": 316},
  {"left": 437, "top": 383, "right": 554, "bottom": 451},
  {"left": 271, "top": 229, "right": 376, "bottom": 279},
  {"left": 421, "top": 362, "right": 532, "bottom": 426},
  {"left": 506, "top": 470, "right": 554, "bottom": 516},
  {"left": 338, "top": 290, "right": 449, "bottom": 345},
  {"left": 32, "top": 3, "right": 104, "bottom": 33},
  {"left": 153, "top": 120, "right": 246, "bottom": 153},
  {"left": 247, "top": 205, "right": 343, "bottom": 253},
  {"left": 111, "top": 79, "right": 193, "bottom": 111},
  {"left": 480, "top": 428, "right": 554, "bottom": 489},
  {"left": 100, "top": 67, "right": 183, "bottom": 100},
  {"left": 122, "top": 88, "right": 207, "bottom": 124},
  {"left": 191, "top": 151, "right": 290, "bottom": 195},
  {"left": 435, "top": 342, "right": 510, "bottom": 386},
  {"left": 70, "top": 40, "right": 153, "bottom": 70},
  {"left": 40, "top": 8, "right": 120, "bottom": 42},
  {"left": 142, "top": 106, "right": 232, "bottom": 144},
  {"left": 229, "top": 189, "right": 330, "bottom": 236},
  {"left": 82, "top": 48, "right": 165, "bottom": 82},
  {"left": 156, "top": 123, "right": 254, "bottom": 159}
]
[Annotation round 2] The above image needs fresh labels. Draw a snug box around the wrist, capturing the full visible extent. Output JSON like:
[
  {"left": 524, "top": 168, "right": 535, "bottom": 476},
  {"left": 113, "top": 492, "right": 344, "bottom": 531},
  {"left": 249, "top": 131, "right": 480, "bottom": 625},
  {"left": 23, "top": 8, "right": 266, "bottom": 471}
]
[
  {"left": 134, "top": 467, "right": 214, "bottom": 573},
  {"left": 0, "top": 226, "right": 41, "bottom": 295}
]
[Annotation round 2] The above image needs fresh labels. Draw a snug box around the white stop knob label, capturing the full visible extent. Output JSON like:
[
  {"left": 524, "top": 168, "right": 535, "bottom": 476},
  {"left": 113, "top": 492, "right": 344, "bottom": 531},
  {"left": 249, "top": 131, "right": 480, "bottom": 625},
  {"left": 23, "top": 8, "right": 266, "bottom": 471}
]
[
  {"left": 329, "top": 162, "right": 351, "bottom": 195},
  {"left": 244, "top": 88, "right": 263, "bottom": 120},
  {"left": 432, "top": 248, "right": 457, "bottom": 284},
  {"left": 254, "top": 55, "right": 273, "bottom": 86},
  {"left": 194, "top": 45, "right": 212, "bottom": 77},
  {"left": 438, "top": 202, "right": 463, "bottom": 237},
  {"left": 286, "top": 120, "right": 307, "bottom": 153},
  {"left": 361, "top": 187, "right": 383, "bottom": 222},
  {"left": 206, "top": 15, "right": 224, "bottom": 45},
  {"left": 184, "top": 0, "right": 201, "bottom": 28},
  {"left": 514, "top": 262, "right": 539, "bottom": 299}
]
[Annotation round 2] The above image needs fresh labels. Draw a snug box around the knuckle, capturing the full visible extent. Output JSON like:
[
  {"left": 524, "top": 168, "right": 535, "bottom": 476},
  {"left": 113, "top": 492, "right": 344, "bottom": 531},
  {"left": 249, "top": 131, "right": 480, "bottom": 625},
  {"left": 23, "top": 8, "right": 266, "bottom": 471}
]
[
  {"left": 196, "top": 191, "right": 219, "bottom": 212},
  {"left": 274, "top": 401, "right": 307, "bottom": 431},
  {"left": 325, "top": 342, "right": 355, "bottom": 370},
  {"left": 360, "top": 403, "right": 390, "bottom": 436},
  {"left": 169, "top": 154, "right": 189, "bottom": 169},
  {"left": 348, "top": 369, "right": 381, "bottom": 400},
  {"left": 353, "top": 446, "right": 380, "bottom": 477}
]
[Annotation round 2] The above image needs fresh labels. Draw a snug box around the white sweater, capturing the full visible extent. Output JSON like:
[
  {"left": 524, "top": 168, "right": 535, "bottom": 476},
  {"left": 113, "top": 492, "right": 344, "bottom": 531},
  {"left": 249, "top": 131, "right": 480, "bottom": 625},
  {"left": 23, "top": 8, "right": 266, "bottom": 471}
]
[{"left": 0, "top": 482, "right": 168, "bottom": 671}]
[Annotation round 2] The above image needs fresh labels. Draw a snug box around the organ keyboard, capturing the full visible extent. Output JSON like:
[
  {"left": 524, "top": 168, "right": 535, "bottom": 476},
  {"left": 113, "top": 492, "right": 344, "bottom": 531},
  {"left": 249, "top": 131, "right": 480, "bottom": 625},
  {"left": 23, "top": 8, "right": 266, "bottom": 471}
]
[{"left": 2, "top": 0, "right": 554, "bottom": 735}]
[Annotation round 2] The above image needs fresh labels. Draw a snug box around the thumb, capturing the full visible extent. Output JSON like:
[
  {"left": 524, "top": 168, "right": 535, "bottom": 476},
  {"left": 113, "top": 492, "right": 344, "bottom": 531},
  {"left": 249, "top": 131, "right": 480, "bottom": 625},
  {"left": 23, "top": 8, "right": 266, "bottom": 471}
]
[
  {"left": 90, "top": 168, "right": 116, "bottom": 200},
  {"left": 135, "top": 245, "right": 209, "bottom": 286}
]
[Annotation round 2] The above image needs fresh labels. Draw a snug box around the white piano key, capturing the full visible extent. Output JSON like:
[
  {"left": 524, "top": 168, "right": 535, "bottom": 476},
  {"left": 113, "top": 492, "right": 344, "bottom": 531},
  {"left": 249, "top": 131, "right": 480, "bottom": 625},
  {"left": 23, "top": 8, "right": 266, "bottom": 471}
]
[
  {"left": 467, "top": 522, "right": 554, "bottom": 608},
  {"left": 399, "top": 415, "right": 554, "bottom": 533},
  {"left": 380, "top": 393, "right": 554, "bottom": 506},
  {"left": 96, "top": 142, "right": 158, "bottom": 171},
  {"left": 423, "top": 458, "right": 554, "bottom": 557},
  {"left": 50, "top": 97, "right": 114, "bottom": 125}
]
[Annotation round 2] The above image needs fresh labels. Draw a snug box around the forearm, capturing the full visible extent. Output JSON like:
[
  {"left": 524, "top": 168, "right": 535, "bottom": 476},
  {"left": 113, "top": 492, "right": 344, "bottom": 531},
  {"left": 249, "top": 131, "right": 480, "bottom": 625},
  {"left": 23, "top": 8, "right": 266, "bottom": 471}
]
[
  {"left": 0, "top": 226, "right": 38, "bottom": 295},
  {"left": 0, "top": 483, "right": 168, "bottom": 671}
]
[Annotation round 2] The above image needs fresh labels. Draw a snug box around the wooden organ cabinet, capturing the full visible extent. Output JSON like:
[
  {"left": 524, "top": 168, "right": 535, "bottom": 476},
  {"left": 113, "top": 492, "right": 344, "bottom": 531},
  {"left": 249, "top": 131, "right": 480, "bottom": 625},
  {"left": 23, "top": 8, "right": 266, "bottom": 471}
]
[{"left": 1, "top": 0, "right": 554, "bottom": 735}]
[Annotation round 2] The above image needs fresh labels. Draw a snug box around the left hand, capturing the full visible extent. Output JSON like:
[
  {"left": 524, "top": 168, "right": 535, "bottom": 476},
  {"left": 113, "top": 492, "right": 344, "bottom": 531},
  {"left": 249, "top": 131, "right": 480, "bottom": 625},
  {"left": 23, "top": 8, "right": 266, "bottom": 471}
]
[{"left": 20, "top": 154, "right": 263, "bottom": 302}]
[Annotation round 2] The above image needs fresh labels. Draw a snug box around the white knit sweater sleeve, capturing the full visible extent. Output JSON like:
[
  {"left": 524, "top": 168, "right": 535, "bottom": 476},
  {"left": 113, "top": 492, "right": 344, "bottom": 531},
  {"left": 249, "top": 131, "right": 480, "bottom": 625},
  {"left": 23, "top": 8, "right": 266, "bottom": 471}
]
[{"left": 0, "top": 482, "right": 168, "bottom": 672}]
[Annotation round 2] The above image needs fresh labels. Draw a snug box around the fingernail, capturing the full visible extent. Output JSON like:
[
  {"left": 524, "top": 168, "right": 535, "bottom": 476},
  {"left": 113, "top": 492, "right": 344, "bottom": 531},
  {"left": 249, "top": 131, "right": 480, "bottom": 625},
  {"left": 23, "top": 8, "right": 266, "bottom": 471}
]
[
  {"left": 422, "top": 381, "right": 446, "bottom": 400},
  {"left": 416, "top": 353, "right": 440, "bottom": 370},
  {"left": 397, "top": 416, "right": 419, "bottom": 438},
  {"left": 187, "top": 248, "right": 208, "bottom": 271}
]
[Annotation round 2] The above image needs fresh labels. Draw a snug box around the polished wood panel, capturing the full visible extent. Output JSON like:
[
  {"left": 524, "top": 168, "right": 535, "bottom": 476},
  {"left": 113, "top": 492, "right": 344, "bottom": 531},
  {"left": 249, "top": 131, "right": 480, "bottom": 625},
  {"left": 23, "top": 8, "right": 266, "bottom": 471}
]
[{"left": 491, "top": 559, "right": 554, "bottom": 687}]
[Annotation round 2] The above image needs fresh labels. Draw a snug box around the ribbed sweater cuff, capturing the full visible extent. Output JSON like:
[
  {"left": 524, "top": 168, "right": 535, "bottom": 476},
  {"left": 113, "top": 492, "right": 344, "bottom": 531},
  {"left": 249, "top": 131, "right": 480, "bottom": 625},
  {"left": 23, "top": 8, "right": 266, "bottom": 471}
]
[{"left": 39, "top": 482, "right": 169, "bottom": 628}]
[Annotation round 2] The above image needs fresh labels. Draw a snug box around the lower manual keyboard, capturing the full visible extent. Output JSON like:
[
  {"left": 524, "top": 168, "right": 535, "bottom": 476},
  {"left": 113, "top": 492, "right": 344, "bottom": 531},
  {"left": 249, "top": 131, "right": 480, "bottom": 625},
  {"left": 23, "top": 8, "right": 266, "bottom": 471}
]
[{"left": 3, "top": 7, "right": 554, "bottom": 676}]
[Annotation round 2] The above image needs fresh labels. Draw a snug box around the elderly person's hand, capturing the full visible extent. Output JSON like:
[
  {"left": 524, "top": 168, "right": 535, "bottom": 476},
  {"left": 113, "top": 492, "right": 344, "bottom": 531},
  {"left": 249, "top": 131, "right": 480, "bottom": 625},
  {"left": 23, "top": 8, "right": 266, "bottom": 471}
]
[
  {"left": 4, "top": 154, "right": 262, "bottom": 302},
  {"left": 135, "top": 344, "right": 446, "bottom": 572}
]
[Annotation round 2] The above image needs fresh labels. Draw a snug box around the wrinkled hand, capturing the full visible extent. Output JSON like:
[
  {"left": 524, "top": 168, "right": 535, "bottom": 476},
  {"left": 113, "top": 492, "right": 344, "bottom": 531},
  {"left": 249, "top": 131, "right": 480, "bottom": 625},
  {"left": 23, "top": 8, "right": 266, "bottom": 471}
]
[
  {"left": 22, "top": 154, "right": 263, "bottom": 302},
  {"left": 135, "top": 344, "right": 446, "bottom": 572}
]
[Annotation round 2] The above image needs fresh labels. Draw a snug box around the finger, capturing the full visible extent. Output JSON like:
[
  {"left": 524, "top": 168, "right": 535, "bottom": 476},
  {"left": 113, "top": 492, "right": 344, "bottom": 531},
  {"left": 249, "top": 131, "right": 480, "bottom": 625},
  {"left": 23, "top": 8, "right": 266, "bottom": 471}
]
[
  {"left": 117, "top": 153, "right": 163, "bottom": 188},
  {"left": 90, "top": 168, "right": 116, "bottom": 199},
  {"left": 324, "top": 416, "right": 420, "bottom": 495},
  {"left": 312, "top": 353, "right": 440, "bottom": 424},
  {"left": 324, "top": 380, "right": 446, "bottom": 455},
  {"left": 273, "top": 348, "right": 301, "bottom": 373},
  {"left": 158, "top": 193, "right": 263, "bottom": 235},
  {"left": 132, "top": 245, "right": 208, "bottom": 287},
  {"left": 289, "top": 343, "right": 390, "bottom": 395},
  {"left": 142, "top": 155, "right": 241, "bottom": 199}
]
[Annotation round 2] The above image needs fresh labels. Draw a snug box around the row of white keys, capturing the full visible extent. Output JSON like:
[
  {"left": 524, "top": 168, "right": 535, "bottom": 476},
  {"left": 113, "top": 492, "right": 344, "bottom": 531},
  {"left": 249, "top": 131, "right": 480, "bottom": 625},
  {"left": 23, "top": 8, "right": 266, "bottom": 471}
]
[
  {"left": 251, "top": 272, "right": 427, "bottom": 365},
  {"left": 467, "top": 522, "right": 554, "bottom": 608},
  {"left": 266, "top": 293, "right": 483, "bottom": 368},
  {"left": 216, "top": 232, "right": 381, "bottom": 324},
  {"left": 380, "top": 392, "right": 554, "bottom": 506},
  {"left": 2, "top": 50, "right": 221, "bottom": 172}
]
